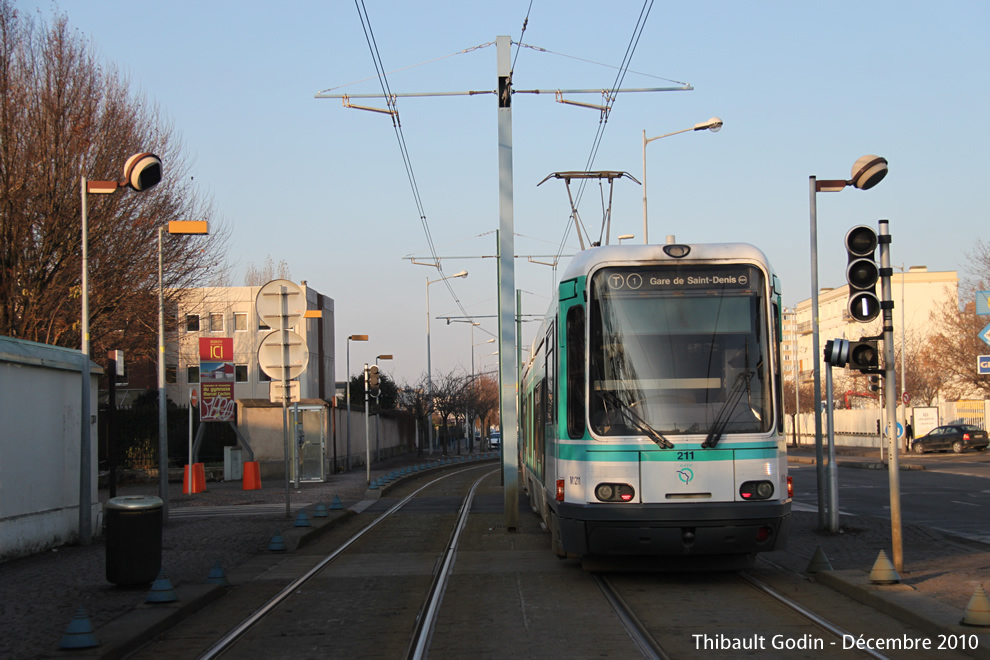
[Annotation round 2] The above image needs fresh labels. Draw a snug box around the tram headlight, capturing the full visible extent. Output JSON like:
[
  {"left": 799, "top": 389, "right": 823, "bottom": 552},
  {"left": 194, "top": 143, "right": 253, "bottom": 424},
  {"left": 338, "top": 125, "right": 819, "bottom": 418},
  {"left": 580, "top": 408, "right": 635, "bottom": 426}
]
[
  {"left": 595, "top": 483, "right": 635, "bottom": 502},
  {"left": 739, "top": 480, "right": 775, "bottom": 501}
]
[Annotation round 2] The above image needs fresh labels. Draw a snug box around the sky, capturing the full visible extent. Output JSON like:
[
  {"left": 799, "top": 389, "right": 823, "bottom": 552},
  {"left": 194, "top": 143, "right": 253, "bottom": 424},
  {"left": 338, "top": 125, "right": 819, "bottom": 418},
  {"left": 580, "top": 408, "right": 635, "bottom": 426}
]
[{"left": 20, "top": 0, "right": 990, "bottom": 385}]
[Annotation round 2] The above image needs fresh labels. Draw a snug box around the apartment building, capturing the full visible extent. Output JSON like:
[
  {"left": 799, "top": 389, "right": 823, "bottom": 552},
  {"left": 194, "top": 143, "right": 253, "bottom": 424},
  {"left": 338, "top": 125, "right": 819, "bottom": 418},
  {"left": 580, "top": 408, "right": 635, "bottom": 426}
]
[
  {"left": 165, "top": 282, "right": 335, "bottom": 405},
  {"left": 782, "top": 266, "right": 957, "bottom": 385}
]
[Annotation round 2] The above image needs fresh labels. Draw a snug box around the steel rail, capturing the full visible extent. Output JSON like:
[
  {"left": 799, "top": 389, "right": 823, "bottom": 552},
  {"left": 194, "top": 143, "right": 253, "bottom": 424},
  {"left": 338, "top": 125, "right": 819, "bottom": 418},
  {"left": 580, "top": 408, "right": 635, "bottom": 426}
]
[
  {"left": 198, "top": 465, "right": 493, "bottom": 660},
  {"left": 738, "top": 572, "right": 892, "bottom": 660},
  {"left": 407, "top": 469, "right": 494, "bottom": 659},
  {"left": 594, "top": 573, "right": 670, "bottom": 660}
]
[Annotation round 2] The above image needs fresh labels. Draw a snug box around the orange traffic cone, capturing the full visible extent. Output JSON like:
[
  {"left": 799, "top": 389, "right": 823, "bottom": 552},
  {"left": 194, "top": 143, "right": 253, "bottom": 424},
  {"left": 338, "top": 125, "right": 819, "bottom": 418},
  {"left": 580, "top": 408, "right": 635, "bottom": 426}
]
[{"left": 242, "top": 461, "right": 261, "bottom": 490}]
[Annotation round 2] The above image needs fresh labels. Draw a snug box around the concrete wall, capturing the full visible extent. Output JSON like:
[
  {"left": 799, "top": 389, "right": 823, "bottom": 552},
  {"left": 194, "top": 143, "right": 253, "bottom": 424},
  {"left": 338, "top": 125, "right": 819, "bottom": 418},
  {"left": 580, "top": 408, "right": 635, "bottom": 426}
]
[
  {"left": 236, "top": 400, "right": 413, "bottom": 480},
  {"left": 0, "top": 337, "right": 100, "bottom": 561}
]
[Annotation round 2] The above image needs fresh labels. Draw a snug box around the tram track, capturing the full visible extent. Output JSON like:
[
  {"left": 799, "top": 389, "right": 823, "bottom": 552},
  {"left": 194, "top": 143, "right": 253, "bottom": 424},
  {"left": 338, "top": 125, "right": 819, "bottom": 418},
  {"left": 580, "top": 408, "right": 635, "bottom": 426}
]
[
  {"left": 188, "top": 465, "right": 496, "bottom": 660},
  {"left": 595, "top": 564, "right": 976, "bottom": 660}
]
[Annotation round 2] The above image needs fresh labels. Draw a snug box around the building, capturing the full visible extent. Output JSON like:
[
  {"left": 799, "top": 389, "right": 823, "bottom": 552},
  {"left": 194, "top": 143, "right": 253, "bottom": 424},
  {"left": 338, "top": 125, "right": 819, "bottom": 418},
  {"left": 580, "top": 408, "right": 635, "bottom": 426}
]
[
  {"left": 783, "top": 266, "right": 958, "bottom": 390},
  {"left": 165, "top": 282, "right": 335, "bottom": 406}
]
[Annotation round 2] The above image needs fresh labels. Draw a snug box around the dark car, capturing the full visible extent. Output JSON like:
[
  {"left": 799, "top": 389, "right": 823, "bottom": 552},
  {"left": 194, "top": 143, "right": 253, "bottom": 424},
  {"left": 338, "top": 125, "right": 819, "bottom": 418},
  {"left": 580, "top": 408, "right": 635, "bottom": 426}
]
[{"left": 911, "top": 424, "right": 989, "bottom": 454}]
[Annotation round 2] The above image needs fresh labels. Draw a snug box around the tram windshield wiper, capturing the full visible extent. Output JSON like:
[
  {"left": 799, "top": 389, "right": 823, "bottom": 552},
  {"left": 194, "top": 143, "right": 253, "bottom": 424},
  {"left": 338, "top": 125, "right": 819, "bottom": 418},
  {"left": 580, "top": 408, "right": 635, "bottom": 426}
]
[
  {"left": 599, "top": 389, "right": 674, "bottom": 449},
  {"left": 702, "top": 339, "right": 761, "bottom": 449}
]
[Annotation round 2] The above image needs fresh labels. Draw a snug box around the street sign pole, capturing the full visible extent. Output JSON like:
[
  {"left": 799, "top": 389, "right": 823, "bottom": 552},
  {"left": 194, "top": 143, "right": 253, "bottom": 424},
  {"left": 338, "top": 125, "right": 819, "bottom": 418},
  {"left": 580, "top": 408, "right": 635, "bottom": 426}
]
[
  {"left": 280, "top": 285, "right": 292, "bottom": 517},
  {"left": 364, "top": 364, "right": 371, "bottom": 485},
  {"left": 878, "top": 219, "right": 904, "bottom": 573}
]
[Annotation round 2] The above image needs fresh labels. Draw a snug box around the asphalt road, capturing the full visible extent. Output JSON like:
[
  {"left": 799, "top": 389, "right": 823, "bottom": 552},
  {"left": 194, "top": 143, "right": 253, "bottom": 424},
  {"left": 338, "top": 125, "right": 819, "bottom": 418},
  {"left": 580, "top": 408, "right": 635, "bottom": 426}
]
[{"left": 790, "top": 450, "right": 990, "bottom": 544}]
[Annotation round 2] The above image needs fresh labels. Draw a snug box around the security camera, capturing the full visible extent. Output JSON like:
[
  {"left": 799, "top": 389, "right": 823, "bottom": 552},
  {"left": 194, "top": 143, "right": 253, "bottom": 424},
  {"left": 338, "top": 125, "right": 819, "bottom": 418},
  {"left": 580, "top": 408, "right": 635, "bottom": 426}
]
[
  {"left": 123, "top": 153, "right": 163, "bottom": 192},
  {"left": 850, "top": 155, "right": 888, "bottom": 191}
]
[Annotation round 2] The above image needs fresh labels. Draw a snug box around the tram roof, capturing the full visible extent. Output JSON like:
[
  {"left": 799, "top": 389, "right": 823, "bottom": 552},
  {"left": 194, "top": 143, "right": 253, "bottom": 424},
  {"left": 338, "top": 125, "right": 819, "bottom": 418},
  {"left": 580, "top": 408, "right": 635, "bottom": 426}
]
[{"left": 559, "top": 242, "right": 773, "bottom": 282}]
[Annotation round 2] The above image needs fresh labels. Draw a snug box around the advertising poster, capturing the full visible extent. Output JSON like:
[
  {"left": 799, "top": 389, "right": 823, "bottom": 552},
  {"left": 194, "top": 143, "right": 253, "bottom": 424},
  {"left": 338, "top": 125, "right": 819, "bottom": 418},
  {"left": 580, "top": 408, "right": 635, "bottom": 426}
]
[{"left": 199, "top": 337, "right": 235, "bottom": 422}]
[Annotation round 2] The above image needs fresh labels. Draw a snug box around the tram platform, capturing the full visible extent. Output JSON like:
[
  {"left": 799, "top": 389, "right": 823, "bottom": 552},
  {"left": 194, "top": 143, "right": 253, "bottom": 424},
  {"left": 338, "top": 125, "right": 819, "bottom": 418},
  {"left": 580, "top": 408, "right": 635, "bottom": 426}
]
[{"left": 2, "top": 447, "right": 988, "bottom": 658}]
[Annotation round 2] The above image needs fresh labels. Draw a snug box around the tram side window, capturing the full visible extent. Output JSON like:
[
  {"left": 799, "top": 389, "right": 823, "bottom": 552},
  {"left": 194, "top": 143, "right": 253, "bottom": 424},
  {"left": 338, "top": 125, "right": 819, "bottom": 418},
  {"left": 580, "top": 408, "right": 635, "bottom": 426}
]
[{"left": 566, "top": 305, "right": 586, "bottom": 439}]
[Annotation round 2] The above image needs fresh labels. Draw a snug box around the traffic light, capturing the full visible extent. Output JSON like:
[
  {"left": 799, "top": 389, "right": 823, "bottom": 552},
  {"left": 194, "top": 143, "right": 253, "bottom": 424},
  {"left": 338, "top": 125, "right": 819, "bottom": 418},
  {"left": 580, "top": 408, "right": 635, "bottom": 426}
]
[
  {"left": 868, "top": 375, "right": 881, "bottom": 393},
  {"left": 824, "top": 339, "right": 849, "bottom": 367},
  {"left": 848, "top": 340, "right": 880, "bottom": 372},
  {"left": 368, "top": 365, "right": 380, "bottom": 397},
  {"left": 845, "top": 225, "right": 881, "bottom": 322}
]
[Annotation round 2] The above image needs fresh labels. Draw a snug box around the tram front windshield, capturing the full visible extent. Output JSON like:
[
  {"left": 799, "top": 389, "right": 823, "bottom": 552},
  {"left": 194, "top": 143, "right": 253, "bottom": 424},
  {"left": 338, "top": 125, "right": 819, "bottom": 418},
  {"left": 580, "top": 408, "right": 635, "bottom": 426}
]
[{"left": 589, "top": 264, "right": 772, "bottom": 438}]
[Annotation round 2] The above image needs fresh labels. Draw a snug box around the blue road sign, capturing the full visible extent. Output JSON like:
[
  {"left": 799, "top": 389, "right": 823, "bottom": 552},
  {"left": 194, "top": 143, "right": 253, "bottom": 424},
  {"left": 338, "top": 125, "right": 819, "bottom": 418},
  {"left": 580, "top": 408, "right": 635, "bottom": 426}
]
[
  {"left": 896, "top": 422, "right": 904, "bottom": 439},
  {"left": 979, "top": 356, "right": 990, "bottom": 375},
  {"left": 981, "top": 323, "right": 990, "bottom": 347}
]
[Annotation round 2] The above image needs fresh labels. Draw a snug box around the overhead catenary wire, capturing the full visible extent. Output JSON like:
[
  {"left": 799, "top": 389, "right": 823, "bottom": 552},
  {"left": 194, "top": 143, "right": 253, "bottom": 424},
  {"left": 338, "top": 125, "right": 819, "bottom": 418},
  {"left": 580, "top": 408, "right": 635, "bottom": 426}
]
[
  {"left": 353, "top": 0, "right": 472, "bottom": 322},
  {"left": 553, "top": 0, "right": 654, "bottom": 267}
]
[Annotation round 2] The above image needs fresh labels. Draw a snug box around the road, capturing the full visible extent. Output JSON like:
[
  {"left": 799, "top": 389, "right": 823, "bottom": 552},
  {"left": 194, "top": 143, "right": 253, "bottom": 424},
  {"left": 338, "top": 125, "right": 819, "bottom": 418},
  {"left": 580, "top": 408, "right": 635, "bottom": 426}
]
[{"left": 790, "top": 450, "right": 990, "bottom": 544}]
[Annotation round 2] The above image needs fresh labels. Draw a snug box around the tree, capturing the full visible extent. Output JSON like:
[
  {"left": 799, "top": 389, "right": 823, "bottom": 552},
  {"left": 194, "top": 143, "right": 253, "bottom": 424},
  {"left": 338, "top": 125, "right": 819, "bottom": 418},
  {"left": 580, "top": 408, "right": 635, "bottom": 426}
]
[
  {"left": 0, "top": 3, "right": 229, "bottom": 364},
  {"left": 432, "top": 369, "right": 468, "bottom": 455},
  {"left": 348, "top": 370, "right": 398, "bottom": 410},
  {"left": 397, "top": 378, "right": 430, "bottom": 457},
  {"left": 244, "top": 255, "right": 291, "bottom": 286}
]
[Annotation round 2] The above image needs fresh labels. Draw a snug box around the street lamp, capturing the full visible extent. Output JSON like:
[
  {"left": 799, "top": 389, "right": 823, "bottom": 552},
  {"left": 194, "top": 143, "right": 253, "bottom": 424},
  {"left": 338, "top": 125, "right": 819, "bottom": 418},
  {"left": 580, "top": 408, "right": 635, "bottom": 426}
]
[
  {"left": 346, "top": 334, "right": 368, "bottom": 471},
  {"left": 426, "top": 270, "right": 468, "bottom": 455},
  {"left": 808, "top": 155, "right": 889, "bottom": 538},
  {"left": 617, "top": 234, "right": 635, "bottom": 244},
  {"left": 158, "top": 220, "right": 208, "bottom": 519},
  {"left": 80, "top": 152, "right": 162, "bottom": 544},
  {"left": 374, "top": 354, "right": 392, "bottom": 462},
  {"left": 641, "top": 117, "right": 722, "bottom": 244}
]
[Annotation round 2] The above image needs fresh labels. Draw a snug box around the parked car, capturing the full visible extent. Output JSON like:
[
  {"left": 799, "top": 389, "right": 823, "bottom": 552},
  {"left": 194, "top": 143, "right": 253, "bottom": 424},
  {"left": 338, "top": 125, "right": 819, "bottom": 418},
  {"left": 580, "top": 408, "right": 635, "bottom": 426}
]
[
  {"left": 911, "top": 424, "right": 989, "bottom": 454},
  {"left": 489, "top": 431, "right": 501, "bottom": 448}
]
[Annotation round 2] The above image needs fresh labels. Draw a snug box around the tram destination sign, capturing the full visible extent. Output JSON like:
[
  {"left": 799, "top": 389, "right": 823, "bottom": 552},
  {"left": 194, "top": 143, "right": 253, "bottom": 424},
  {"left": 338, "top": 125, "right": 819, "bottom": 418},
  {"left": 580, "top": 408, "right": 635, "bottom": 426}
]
[{"left": 603, "top": 268, "right": 756, "bottom": 292}]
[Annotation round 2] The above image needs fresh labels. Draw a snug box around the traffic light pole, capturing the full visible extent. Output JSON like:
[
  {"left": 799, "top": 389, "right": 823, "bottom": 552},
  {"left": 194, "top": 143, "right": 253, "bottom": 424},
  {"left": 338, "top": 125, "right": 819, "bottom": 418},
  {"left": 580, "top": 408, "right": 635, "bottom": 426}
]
[
  {"left": 878, "top": 219, "right": 904, "bottom": 572},
  {"left": 824, "top": 365, "right": 839, "bottom": 532},
  {"left": 364, "top": 364, "right": 371, "bottom": 485}
]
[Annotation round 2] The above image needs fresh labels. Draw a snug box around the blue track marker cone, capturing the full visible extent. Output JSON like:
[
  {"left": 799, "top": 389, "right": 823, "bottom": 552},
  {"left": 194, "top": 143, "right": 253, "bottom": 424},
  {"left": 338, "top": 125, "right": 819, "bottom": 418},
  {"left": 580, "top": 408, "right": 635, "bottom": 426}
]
[
  {"left": 206, "top": 560, "right": 230, "bottom": 586},
  {"left": 146, "top": 569, "right": 178, "bottom": 603},
  {"left": 59, "top": 607, "right": 99, "bottom": 649},
  {"left": 268, "top": 530, "right": 287, "bottom": 552},
  {"left": 313, "top": 502, "right": 329, "bottom": 518},
  {"left": 369, "top": 478, "right": 379, "bottom": 490},
  {"left": 294, "top": 510, "right": 310, "bottom": 527},
  {"left": 330, "top": 495, "right": 343, "bottom": 510}
]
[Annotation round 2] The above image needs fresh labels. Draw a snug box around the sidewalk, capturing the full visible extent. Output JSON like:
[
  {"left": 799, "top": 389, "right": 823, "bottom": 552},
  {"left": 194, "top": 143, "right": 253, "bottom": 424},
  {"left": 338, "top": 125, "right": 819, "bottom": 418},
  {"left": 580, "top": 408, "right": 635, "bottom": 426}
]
[{"left": 2, "top": 447, "right": 988, "bottom": 658}]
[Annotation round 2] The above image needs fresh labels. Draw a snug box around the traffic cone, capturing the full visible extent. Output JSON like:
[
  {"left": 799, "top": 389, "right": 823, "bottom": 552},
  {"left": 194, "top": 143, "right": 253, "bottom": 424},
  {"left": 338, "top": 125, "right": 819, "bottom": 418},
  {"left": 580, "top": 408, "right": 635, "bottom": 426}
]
[
  {"left": 869, "top": 550, "right": 900, "bottom": 584},
  {"left": 59, "top": 607, "right": 99, "bottom": 649},
  {"left": 242, "top": 461, "right": 261, "bottom": 490},
  {"left": 194, "top": 463, "right": 207, "bottom": 492},
  {"left": 313, "top": 502, "right": 329, "bottom": 518},
  {"left": 146, "top": 570, "right": 178, "bottom": 603},
  {"left": 806, "top": 546, "right": 833, "bottom": 573},
  {"left": 268, "top": 530, "right": 286, "bottom": 552},
  {"left": 330, "top": 495, "right": 343, "bottom": 510},
  {"left": 294, "top": 510, "right": 310, "bottom": 527},
  {"left": 205, "top": 561, "right": 230, "bottom": 587},
  {"left": 961, "top": 585, "right": 990, "bottom": 627}
]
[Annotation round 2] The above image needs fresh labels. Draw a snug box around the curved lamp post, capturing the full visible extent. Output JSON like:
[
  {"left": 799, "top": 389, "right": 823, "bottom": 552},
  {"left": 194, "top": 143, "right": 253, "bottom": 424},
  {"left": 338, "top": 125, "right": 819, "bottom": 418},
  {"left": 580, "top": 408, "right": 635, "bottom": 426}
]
[
  {"left": 426, "top": 270, "right": 467, "bottom": 455},
  {"left": 80, "top": 153, "right": 163, "bottom": 542},
  {"left": 641, "top": 117, "right": 722, "bottom": 244},
  {"left": 345, "top": 334, "right": 368, "bottom": 471},
  {"left": 809, "top": 155, "right": 889, "bottom": 543}
]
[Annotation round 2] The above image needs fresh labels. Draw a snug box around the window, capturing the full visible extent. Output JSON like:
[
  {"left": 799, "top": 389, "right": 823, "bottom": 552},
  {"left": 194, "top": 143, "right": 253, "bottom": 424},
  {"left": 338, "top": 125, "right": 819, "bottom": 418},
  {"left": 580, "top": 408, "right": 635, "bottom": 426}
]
[
  {"left": 209, "top": 312, "right": 224, "bottom": 332},
  {"left": 234, "top": 312, "right": 248, "bottom": 332},
  {"left": 566, "top": 305, "right": 586, "bottom": 439},
  {"left": 165, "top": 366, "right": 177, "bottom": 384},
  {"left": 235, "top": 364, "right": 248, "bottom": 383},
  {"left": 186, "top": 314, "right": 200, "bottom": 332},
  {"left": 187, "top": 366, "right": 200, "bottom": 384}
]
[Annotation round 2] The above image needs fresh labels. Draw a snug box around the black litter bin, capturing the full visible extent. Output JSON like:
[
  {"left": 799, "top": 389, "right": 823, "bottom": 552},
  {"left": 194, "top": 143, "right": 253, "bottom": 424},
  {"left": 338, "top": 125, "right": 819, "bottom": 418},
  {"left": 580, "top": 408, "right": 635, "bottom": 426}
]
[{"left": 105, "top": 495, "right": 163, "bottom": 585}]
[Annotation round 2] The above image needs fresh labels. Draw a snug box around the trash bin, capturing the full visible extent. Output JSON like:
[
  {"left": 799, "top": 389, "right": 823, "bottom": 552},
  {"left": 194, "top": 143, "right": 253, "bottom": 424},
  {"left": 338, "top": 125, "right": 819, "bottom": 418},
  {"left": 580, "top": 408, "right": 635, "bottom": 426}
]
[{"left": 105, "top": 495, "right": 163, "bottom": 585}]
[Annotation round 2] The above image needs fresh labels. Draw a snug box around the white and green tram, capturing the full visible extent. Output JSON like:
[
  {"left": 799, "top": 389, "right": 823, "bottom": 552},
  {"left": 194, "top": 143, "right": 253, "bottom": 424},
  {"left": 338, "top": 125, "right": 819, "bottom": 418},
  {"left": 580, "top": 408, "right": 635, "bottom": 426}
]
[{"left": 520, "top": 241, "right": 791, "bottom": 562}]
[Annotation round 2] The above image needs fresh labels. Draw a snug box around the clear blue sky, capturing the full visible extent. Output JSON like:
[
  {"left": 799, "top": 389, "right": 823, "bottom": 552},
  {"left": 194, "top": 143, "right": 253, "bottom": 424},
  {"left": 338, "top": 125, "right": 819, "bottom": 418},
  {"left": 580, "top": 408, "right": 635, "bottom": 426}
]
[{"left": 22, "top": 1, "right": 990, "bottom": 384}]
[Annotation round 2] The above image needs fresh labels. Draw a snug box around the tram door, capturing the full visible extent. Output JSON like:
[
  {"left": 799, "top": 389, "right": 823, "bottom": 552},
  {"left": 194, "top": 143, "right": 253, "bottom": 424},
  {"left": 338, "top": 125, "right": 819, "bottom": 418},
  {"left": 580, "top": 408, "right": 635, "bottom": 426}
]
[{"left": 291, "top": 405, "right": 326, "bottom": 482}]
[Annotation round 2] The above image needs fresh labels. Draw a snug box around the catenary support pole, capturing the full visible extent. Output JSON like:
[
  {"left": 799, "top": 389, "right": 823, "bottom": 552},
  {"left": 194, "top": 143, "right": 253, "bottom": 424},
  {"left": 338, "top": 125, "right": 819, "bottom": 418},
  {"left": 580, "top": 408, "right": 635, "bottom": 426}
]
[{"left": 496, "top": 36, "right": 519, "bottom": 530}]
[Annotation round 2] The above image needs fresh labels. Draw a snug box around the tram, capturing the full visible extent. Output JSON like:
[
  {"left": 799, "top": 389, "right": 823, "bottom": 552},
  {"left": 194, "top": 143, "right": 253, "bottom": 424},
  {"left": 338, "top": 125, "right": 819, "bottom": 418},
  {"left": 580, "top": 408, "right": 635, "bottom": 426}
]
[{"left": 519, "top": 240, "right": 791, "bottom": 562}]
